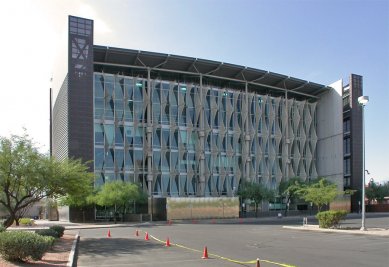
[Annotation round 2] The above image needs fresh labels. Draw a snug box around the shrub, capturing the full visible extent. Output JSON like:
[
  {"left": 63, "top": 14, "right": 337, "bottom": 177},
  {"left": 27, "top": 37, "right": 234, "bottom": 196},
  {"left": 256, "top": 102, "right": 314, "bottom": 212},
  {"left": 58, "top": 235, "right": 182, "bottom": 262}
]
[
  {"left": 19, "top": 218, "right": 33, "bottom": 226},
  {"left": 316, "top": 210, "right": 348, "bottom": 228},
  {"left": 0, "top": 231, "right": 54, "bottom": 261},
  {"left": 49, "top": 225, "right": 65, "bottom": 237},
  {"left": 0, "top": 226, "right": 5, "bottom": 233},
  {"left": 35, "top": 229, "right": 60, "bottom": 238}
]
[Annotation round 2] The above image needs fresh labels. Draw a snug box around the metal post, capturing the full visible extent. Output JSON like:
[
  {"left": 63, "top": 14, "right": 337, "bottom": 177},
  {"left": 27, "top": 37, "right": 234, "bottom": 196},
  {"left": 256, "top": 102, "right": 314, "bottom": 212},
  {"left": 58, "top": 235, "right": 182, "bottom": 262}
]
[
  {"left": 360, "top": 104, "right": 366, "bottom": 230},
  {"left": 357, "top": 95, "right": 369, "bottom": 231}
]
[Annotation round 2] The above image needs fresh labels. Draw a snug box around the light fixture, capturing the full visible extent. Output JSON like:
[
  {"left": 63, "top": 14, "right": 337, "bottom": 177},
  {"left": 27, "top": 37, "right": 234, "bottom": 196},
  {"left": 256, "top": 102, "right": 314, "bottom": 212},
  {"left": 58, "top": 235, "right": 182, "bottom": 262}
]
[{"left": 358, "top": 96, "right": 369, "bottom": 106}]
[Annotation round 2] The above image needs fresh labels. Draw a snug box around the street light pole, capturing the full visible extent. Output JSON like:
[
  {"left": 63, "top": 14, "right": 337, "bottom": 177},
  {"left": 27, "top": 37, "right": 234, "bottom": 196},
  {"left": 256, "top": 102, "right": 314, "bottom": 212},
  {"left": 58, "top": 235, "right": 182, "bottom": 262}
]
[{"left": 358, "top": 95, "right": 369, "bottom": 231}]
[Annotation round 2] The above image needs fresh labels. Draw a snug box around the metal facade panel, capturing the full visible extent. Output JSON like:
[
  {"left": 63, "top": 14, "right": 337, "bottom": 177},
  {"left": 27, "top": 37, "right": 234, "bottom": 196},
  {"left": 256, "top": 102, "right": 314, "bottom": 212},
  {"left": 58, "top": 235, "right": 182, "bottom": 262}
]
[
  {"left": 93, "top": 72, "right": 318, "bottom": 197},
  {"left": 93, "top": 46, "right": 331, "bottom": 98},
  {"left": 52, "top": 76, "right": 69, "bottom": 161},
  {"left": 68, "top": 16, "right": 94, "bottom": 168}
]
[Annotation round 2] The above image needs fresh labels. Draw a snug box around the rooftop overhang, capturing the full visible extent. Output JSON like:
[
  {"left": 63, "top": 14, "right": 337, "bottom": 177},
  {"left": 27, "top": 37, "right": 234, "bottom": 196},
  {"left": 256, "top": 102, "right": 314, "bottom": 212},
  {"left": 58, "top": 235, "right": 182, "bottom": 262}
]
[{"left": 93, "top": 45, "right": 332, "bottom": 100}]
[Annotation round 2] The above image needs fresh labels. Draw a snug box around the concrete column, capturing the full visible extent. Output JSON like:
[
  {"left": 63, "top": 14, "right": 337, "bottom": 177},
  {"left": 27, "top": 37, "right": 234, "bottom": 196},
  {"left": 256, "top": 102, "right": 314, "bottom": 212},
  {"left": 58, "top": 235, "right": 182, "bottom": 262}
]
[
  {"left": 285, "top": 90, "right": 289, "bottom": 181},
  {"left": 198, "top": 75, "right": 205, "bottom": 196},
  {"left": 146, "top": 68, "right": 153, "bottom": 195},
  {"left": 244, "top": 82, "right": 250, "bottom": 181},
  {"left": 146, "top": 126, "right": 153, "bottom": 197},
  {"left": 146, "top": 68, "right": 153, "bottom": 220}
]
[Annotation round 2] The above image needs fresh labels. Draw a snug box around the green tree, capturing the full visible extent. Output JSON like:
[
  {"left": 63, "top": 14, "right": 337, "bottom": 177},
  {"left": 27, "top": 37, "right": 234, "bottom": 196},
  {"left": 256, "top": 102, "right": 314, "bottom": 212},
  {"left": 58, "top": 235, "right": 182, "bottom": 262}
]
[
  {"left": 279, "top": 177, "right": 305, "bottom": 215},
  {"left": 382, "top": 181, "right": 389, "bottom": 199},
  {"left": 238, "top": 181, "right": 275, "bottom": 216},
  {"left": 366, "top": 180, "right": 389, "bottom": 204},
  {"left": 0, "top": 133, "right": 93, "bottom": 228},
  {"left": 279, "top": 177, "right": 302, "bottom": 200},
  {"left": 296, "top": 178, "right": 340, "bottom": 212},
  {"left": 90, "top": 180, "right": 146, "bottom": 223}
]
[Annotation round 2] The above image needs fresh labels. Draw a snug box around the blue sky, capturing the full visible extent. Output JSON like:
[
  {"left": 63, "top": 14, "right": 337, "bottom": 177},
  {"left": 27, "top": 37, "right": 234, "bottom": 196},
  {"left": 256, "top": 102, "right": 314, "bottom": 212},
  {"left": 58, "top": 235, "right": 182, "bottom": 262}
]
[{"left": 0, "top": 0, "right": 388, "bottom": 182}]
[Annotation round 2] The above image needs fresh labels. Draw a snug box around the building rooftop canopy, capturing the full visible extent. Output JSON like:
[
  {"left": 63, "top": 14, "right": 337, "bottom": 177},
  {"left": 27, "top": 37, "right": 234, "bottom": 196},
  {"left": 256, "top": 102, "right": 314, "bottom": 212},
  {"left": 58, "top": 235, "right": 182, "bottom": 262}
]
[{"left": 94, "top": 45, "right": 331, "bottom": 100}]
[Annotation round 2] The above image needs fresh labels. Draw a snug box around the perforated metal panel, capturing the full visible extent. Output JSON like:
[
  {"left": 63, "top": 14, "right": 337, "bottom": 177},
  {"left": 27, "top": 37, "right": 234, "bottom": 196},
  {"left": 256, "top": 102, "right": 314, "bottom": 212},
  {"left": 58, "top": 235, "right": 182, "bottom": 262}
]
[{"left": 93, "top": 73, "right": 318, "bottom": 197}]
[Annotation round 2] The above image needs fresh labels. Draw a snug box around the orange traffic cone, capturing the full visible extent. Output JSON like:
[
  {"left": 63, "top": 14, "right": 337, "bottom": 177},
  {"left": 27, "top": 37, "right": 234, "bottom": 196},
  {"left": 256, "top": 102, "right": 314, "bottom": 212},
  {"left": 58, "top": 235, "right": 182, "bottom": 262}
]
[
  {"left": 165, "top": 237, "right": 171, "bottom": 247},
  {"left": 256, "top": 258, "right": 260, "bottom": 267},
  {"left": 135, "top": 229, "right": 139, "bottom": 237},
  {"left": 107, "top": 229, "right": 111, "bottom": 238},
  {"left": 202, "top": 246, "right": 209, "bottom": 259},
  {"left": 145, "top": 232, "right": 149, "bottom": 241}
]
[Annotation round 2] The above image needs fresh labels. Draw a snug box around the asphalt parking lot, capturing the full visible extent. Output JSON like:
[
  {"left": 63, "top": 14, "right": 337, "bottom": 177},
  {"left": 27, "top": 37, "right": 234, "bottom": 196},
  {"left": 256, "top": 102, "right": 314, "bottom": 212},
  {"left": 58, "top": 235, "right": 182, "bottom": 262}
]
[{"left": 77, "top": 214, "right": 389, "bottom": 267}]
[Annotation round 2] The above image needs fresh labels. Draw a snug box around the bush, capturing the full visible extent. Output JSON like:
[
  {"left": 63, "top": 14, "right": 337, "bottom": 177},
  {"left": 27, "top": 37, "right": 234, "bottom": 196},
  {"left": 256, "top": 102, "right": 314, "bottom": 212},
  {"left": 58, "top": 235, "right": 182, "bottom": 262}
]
[
  {"left": 0, "top": 231, "right": 54, "bottom": 261},
  {"left": 316, "top": 210, "right": 348, "bottom": 228},
  {"left": 35, "top": 229, "right": 60, "bottom": 238},
  {"left": 49, "top": 225, "right": 65, "bottom": 237},
  {"left": 0, "top": 226, "right": 5, "bottom": 233},
  {"left": 19, "top": 218, "right": 33, "bottom": 226}
]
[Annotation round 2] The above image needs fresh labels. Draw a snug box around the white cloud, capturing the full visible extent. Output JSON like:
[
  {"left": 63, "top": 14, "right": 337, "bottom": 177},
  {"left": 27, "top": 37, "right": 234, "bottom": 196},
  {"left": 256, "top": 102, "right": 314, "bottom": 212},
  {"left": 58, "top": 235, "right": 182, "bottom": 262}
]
[{"left": 78, "top": 3, "right": 111, "bottom": 34}]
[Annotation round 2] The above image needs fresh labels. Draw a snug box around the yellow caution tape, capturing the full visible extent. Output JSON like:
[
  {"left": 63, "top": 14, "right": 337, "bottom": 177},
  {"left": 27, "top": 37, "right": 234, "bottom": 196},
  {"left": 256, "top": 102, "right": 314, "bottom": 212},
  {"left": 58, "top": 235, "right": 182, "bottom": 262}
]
[{"left": 145, "top": 232, "right": 298, "bottom": 267}]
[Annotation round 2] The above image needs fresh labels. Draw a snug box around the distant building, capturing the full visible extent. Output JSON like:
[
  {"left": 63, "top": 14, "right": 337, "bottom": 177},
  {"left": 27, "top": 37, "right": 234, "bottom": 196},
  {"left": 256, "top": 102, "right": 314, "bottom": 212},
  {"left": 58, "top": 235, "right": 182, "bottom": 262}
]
[{"left": 52, "top": 16, "right": 361, "bottom": 221}]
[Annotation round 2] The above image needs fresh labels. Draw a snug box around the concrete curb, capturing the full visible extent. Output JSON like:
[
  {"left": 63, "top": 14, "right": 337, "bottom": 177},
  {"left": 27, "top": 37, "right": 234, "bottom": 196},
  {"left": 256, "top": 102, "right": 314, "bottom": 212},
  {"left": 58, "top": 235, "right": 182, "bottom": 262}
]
[
  {"left": 62, "top": 222, "right": 149, "bottom": 230},
  {"left": 67, "top": 231, "right": 80, "bottom": 267},
  {"left": 282, "top": 225, "right": 389, "bottom": 236}
]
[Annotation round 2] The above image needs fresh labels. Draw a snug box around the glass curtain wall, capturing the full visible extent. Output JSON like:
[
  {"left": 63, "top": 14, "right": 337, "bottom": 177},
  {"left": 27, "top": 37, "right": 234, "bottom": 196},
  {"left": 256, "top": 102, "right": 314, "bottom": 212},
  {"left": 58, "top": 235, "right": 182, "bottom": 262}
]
[{"left": 94, "top": 73, "right": 318, "bottom": 197}]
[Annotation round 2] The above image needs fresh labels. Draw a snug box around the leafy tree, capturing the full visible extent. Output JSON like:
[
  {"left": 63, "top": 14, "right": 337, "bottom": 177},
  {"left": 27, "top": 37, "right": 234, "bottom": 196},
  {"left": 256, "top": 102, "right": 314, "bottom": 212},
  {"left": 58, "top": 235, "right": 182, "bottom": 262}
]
[
  {"left": 382, "top": 181, "right": 389, "bottom": 199},
  {"left": 279, "top": 177, "right": 303, "bottom": 201},
  {"left": 90, "top": 180, "right": 146, "bottom": 223},
  {"left": 238, "top": 181, "right": 275, "bottom": 216},
  {"left": 296, "top": 178, "right": 340, "bottom": 212},
  {"left": 57, "top": 177, "right": 95, "bottom": 223},
  {"left": 279, "top": 177, "right": 305, "bottom": 215},
  {"left": 58, "top": 182, "right": 94, "bottom": 207},
  {"left": 366, "top": 180, "right": 389, "bottom": 204},
  {"left": 0, "top": 133, "right": 93, "bottom": 228}
]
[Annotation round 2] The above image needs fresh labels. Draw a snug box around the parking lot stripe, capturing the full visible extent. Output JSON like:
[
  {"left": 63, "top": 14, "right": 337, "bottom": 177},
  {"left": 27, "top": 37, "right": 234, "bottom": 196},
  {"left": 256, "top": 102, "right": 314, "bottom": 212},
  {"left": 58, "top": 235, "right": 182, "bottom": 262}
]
[{"left": 148, "top": 233, "right": 298, "bottom": 267}]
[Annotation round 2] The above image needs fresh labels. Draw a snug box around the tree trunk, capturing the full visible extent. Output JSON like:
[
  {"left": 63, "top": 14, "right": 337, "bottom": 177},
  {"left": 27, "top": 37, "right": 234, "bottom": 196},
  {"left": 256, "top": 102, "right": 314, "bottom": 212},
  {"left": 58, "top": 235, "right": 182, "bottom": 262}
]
[
  {"left": 284, "top": 197, "right": 289, "bottom": 216},
  {"left": 3, "top": 213, "right": 15, "bottom": 228},
  {"left": 114, "top": 204, "right": 117, "bottom": 224},
  {"left": 122, "top": 205, "right": 126, "bottom": 222}
]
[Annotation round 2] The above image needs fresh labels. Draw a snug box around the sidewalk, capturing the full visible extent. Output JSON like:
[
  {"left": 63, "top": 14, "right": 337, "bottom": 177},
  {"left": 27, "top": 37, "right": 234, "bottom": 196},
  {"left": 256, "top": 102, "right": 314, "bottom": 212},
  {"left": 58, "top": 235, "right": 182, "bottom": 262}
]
[
  {"left": 8, "top": 215, "right": 387, "bottom": 235},
  {"left": 282, "top": 224, "right": 389, "bottom": 237},
  {"left": 8, "top": 219, "right": 142, "bottom": 230}
]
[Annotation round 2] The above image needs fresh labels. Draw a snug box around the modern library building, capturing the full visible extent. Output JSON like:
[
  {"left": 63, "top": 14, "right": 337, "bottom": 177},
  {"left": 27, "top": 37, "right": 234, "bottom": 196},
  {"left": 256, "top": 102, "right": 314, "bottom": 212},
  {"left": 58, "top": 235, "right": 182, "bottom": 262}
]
[{"left": 52, "top": 16, "right": 363, "bottom": 220}]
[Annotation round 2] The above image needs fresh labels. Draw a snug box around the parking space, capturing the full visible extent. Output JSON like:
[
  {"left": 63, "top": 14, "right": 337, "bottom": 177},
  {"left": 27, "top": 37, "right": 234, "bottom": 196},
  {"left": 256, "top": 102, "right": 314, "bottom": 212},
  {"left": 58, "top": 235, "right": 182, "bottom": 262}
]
[{"left": 77, "top": 215, "right": 389, "bottom": 267}]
